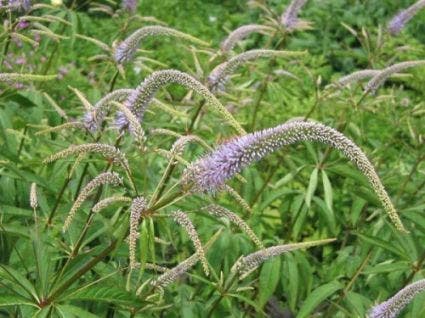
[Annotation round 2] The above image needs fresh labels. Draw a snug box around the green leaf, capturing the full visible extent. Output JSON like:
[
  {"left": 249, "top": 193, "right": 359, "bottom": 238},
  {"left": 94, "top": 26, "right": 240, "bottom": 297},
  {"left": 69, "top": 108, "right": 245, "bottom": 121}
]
[
  {"left": 297, "top": 281, "right": 343, "bottom": 318},
  {"left": 0, "top": 294, "right": 36, "bottom": 307},
  {"left": 67, "top": 285, "right": 140, "bottom": 306},
  {"left": 355, "top": 233, "right": 408, "bottom": 259},
  {"left": 257, "top": 257, "right": 281, "bottom": 308},
  {"left": 0, "top": 265, "right": 39, "bottom": 301},
  {"left": 55, "top": 304, "right": 99, "bottom": 318},
  {"left": 305, "top": 168, "right": 318, "bottom": 208},
  {"left": 321, "top": 170, "right": 333, "bottom": 212}
]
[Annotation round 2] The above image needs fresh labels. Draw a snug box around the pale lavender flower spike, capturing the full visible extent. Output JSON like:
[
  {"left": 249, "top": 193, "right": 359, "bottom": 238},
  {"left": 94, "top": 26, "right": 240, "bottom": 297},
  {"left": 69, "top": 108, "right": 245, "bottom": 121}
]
[
  {"left": 182, "top": 120, "right": 406, "bottom": 232},
  {"left": 368, "top": 279, "right": 425, "bottom": 318},
  {"left": 122, "top": 0, "right": 137, "bottom": 13},
  {"left": 114, "top": 26, "right": 209, "bottom": 64},
  {"left": 220, "top": 24, "right": 274, "bottom": 53},
  {"left": 115, "top": 69, "right": 245, "bottom": 134},
  {"left": 281, "top": 0, "right": 308, "bottom": 31},
  {"left": 387, "top": 0, "right": 425, "bottom": 35}
]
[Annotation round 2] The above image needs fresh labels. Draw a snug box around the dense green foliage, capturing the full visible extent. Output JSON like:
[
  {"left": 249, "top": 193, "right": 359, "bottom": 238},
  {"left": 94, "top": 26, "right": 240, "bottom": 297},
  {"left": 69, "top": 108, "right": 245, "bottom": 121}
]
[{"left": 0, "top": 0, "right": 424, "bottom": 317}]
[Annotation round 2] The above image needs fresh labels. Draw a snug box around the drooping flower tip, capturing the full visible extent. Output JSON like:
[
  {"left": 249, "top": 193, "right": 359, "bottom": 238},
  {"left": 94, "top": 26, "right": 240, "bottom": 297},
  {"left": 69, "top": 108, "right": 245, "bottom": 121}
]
[
  {"left": 367, "top": 279, "right": 425, "bottom": 318},
  {"left": 387, "top": 0, "right": 425, "bottom": 35},
  {"left": 220, "top": 24, "right": 274, "bottom": 53}
]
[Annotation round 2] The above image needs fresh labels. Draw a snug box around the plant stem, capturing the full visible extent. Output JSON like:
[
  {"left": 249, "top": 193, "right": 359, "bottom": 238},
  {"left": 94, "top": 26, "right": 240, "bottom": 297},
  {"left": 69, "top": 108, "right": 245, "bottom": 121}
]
[{"left": 46, "top": 239, "right": 117, "bottom": 304}]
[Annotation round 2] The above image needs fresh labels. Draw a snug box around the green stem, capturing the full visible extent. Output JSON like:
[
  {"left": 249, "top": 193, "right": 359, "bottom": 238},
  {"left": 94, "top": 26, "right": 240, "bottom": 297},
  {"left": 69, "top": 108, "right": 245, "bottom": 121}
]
[{"left": 47, "top": 240, "right": 117, "bottom": 304}]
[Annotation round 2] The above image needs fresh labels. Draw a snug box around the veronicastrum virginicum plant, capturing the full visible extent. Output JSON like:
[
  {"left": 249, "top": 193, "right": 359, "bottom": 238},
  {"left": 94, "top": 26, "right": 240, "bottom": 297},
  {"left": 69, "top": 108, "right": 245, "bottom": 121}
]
[{"left": 0, "top": 0, "right": 424, "bottom": 317}]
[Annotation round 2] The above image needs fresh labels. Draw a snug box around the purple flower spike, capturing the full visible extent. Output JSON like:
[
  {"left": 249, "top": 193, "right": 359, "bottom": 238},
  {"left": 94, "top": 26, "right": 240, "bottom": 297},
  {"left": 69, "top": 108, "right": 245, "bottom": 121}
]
[
  {"left": 281, "top": 0, "right": 308, "bottom": 31},
  {"left": 387, "top": 0, "right": 425, "bottom": 35},
  {"left": 122, "top": 0, "right": 137, "bottom": 13},
  {"left": 182, "top": 120, "right": 406, "bottom": 233},
  {"left": 368, "top": 279, "right": 425, "bottom": 318}
]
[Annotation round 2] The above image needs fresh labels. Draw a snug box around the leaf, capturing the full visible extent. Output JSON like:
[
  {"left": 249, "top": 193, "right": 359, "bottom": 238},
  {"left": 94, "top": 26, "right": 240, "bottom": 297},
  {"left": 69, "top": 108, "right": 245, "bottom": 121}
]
[
  {"left": 0, "top": 265, "right": 39, "bottom": 301},
  {"left": 257, "top": 257, "right": 281, "bottom": 308},
  {"left": 355, "top": 233, "right": 408, "bottom": 259},
  {"left": 297, "top": 281, "right": 343, "bottom": 318},
  {"left": 0, "top": 294, "right": 36, "bottom": 307},
  {"left": 67, "top": 285, "right": 140, "bottom": 306},
  {"left": 321, "top": 170, "right": 333, "bottom": 212},
  {"left": 55, "top": 304, "right": 99, "bottom": 318},
  {"left": 305, "top": 167, "right": 318, "bottom": 208}
]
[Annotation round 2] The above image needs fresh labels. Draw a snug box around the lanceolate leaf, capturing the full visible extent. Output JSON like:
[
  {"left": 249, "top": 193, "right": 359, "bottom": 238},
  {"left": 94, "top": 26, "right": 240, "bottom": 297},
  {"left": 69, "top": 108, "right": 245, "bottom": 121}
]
[{"left": 297, "top": 281, "right": 343, "bottom": 318}]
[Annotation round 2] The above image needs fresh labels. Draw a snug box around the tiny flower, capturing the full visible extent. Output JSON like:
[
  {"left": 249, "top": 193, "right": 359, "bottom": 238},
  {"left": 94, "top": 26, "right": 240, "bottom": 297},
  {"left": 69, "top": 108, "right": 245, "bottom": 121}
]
[
  {"left": 368, "top": 279, "right": 425, "bottom": 318},
  {"left": 182, "top": 121, "right": 407, "bottom": 233}
]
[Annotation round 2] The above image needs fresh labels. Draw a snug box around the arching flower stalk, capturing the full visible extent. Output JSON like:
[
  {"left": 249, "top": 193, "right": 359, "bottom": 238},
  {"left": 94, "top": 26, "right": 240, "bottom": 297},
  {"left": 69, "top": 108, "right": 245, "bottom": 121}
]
[
  {"left": 208, "top": 49, "right": 305, "bottom": 92},
  {"left": 220, "top": 24, "right": 274, "bottom": 53},
  {"left": 92, "top": 196, "right": 131, "bottom": 213},
  {"left": 129, "top": 197, "right": 148, "bottom": 269},
  {"left": 202, "top": 204, "right": 262, "bottom": 248},
  {"left": 115, "top": 69, "right": 245, "bottom": 134},
  {"left": 182, "top": 121, "right": 407, "bottom": 232},
  {"left": 0, "top": 73, "right": 56, "bottom": 83},
  {"left": 368, "top": 279, "right": 425, "bottom": 318},
  {"left": 280, "top": 0, "right": 309, "bottom": 31},
  {"left": 387, "top": 0, "right": 425, "bottom": 35},
  {"left": 83, "top": 88, "right": 134, "bottom": 132},
  {"left": 171, "top": 210, "right": 209, "bottom": 276},
  {"left": 63, "top": 172, "right": 123, "bottom": 231},
  {"left": 364, "top": 60, "right": 425, "bottom": 94},
  {"left": 114, "top": 26, "right": 209, "bottom": 63},
  {"left": 43, "top": 143, "right": 130, "bottom": 172},
  {"left": 233, "top": 238, "right": 335, "bottom": 279}
]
